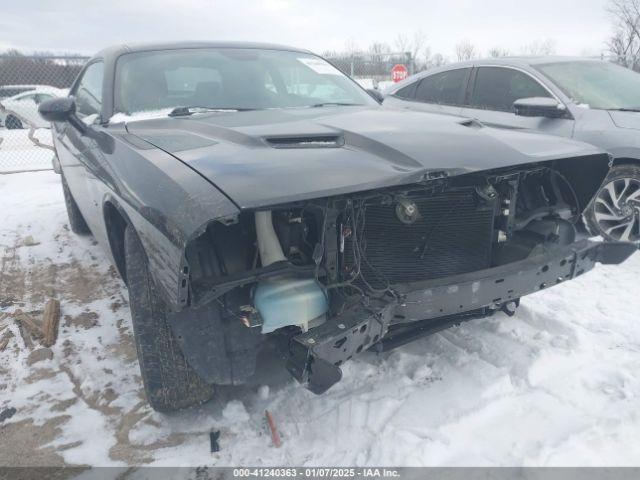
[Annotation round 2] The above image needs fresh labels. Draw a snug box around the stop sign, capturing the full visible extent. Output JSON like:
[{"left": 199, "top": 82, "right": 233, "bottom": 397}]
[{"left": 391, "top": 64, "right": 408, "bottom": 83}]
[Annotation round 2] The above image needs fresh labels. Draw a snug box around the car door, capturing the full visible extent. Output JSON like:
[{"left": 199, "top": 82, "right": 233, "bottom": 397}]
[
  {"left": 460, "top": 66, "right": 574, "bottom": 137},
  {"left": 55, "top": 60, "right": 104, "bottom": 232},
  {"left": 387, "top": 67, "right": 472, "bottom": 117}
]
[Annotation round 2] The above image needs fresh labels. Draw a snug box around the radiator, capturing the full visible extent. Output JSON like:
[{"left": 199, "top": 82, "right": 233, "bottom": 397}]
[{"left": 342, "top": 187, "right": 496, "bottom": 288}]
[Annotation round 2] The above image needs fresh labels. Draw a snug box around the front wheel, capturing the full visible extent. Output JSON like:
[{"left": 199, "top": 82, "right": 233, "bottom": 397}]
[
  {"left": 585, "top": 164, "right": 640, "bottom": 243},
  {"left": 124, "top": 225, "right": 215, "bottom": 411}
]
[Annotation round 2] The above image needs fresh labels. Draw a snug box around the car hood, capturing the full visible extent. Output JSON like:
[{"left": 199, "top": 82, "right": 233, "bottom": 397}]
[
  {"left": 608, "top": 110, "right": 640, "bottom": 131},
  {"left": 124, "top": 107, "right": 603, "bottom": 209}
]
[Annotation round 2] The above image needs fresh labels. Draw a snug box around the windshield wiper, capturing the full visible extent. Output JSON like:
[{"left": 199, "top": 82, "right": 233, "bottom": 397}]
[
  {"left": 308, "top": 102, "right": 363, "bottom": 108},
  {"left": 168, "top": 106, "right": 256, "bottom": 117},
  {"left": 609, "top": 107, "right": 640, "bottom": 112}
]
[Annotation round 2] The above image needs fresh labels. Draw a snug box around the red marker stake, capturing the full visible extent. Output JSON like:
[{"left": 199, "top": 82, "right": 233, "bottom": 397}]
[{"left": 265, "top": 410, "right": 282, "bottom": 448}]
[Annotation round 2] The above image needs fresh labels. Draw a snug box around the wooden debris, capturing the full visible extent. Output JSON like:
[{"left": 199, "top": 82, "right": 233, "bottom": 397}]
[
  {"left": 42, "top": 299, "right": 60, "bottom": 347},
  {"left": 14, "top": 310, "right": 44, "bottom": 339},
  {"left": 17, "top": 322, "right": 35, "bottom": 349},
  {"left": 12, "top": 309, "right": 42, "bottom": 350},
  {"left": 265, "top": 410, "right": 282, "bottom": 448},
  {"left": 0, "top": 331, "right": 14, "bottom": 351}
]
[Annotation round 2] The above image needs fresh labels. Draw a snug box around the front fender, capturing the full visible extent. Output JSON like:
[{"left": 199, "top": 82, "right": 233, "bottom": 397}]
[{"left": 99, "top": 130, "right": 240, "bottom": 309}]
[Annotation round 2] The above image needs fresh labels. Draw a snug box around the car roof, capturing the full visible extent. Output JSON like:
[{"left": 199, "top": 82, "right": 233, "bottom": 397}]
[
  {"left": 3, "top": 86, "right": 63, "bottom": 98},
  {"left": 388, "top": 56, "right": 608, "bottom": 93},
  {"left": 0, "top": 84, "right": 64, "bottom": 91},
  {"left": 421, "top": 55, "right": 603, "bottom": 69},
  {"left": 93, "top": 41, "right": 313, "bottom": 61},
  {"left": 473, "top": 55, "right": 604, "bottom": 66},
  {"left": 0, "top": 85, "right": 39, "bottom": 90}
]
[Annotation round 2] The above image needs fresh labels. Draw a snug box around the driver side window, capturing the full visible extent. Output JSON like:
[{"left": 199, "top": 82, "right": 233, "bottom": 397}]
[
  {"left": 74, "top": 61, "right": 104, "bottom": 119},
  {"left": 469, "top": 67, "right": 550, "bottom": 112}
]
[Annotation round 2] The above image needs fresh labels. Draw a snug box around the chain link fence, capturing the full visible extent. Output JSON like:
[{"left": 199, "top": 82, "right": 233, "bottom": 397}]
[
  {"left": 0, "top": 51, "right": 412, "bottom": 174},
  {"left": 0, "top": 54, "right": 88, "bottom": 173},
  {"left": 325, "top": 51, "right": 414, "bottom": 92}
]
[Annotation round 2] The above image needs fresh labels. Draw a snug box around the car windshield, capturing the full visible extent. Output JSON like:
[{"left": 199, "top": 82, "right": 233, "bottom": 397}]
[
  {"left": 114, "top": 48, "right": 375, "bottom": 115},
  {"left": 535, "top": 61, "right": 640, "bottom": 110}
]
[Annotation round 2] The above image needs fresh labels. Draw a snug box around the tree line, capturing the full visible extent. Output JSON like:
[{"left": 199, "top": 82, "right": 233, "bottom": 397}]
[{"left": 325, "top": 0, "right": 640, "bottom": 77}]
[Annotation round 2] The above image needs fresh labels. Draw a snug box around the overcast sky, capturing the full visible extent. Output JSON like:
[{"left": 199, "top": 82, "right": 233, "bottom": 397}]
[{"left": 1, "top": 0, "right": 612, "bottom": 59}]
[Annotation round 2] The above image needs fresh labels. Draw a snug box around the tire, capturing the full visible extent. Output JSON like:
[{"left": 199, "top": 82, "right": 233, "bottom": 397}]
[
  {"left": 5, "top": 115, "right": 23, "bottom": 130},
  {"left": 585, "top": 164, "right": 640, "bottom": 243},
  {"left": 124, "top": 225, "right": 215, "bottom": 411},
  {"left": 61, "top": 174, "right": 90, "bottom": 235}
]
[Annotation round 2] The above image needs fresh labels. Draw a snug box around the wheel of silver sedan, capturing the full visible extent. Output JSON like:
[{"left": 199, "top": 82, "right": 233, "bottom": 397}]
[{"left": 593, "top": 177, "right": 640, "bottom": 242}]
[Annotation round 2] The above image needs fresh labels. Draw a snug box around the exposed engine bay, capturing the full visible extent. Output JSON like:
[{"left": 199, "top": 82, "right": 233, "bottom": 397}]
[
  {"left": 187, "top": 163, "right": 584, "bottom": 320},
  {"left": 175, "top": 161, "right": 635, "bottom": 393}
]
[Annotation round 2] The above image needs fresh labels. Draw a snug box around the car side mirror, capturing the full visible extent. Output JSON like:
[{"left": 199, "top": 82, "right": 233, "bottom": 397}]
[
  {"left": 38, "top": 97, "right": 76, "bottom": 123},
  {"left": 38, "top": 96, "right": 113, "bottom": 152},
  {"left": 39, "top": 96, "right": 97, "bottom": 136},
  {"left": 367, "top": 88, "right": 384, "bottom": 103},
  {"left": 513, "top": 97, "right": 568, "bottom": 119}
]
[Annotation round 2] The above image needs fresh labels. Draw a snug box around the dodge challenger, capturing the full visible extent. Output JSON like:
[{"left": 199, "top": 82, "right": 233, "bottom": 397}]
[{"left": 38, "top": 42, "right": 637, "bottom": 411}]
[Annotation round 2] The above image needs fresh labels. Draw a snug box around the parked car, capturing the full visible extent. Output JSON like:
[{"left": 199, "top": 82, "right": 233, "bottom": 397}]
[
  {"left": 39, "top": 42, "right": 636, "bottom": 412},
  {"left": 384, "top": 57, "right": 640, "bottom": 242},
  {"left": 0, "top": 84, "right": 40, "bottom": 99},
  {"left": 0, "top": 86, "right": 66, "bottom": 129}
]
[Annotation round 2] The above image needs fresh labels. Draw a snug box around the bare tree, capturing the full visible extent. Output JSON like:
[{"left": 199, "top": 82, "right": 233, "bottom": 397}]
[
  {"left": 321, "top": 50, "right": 339, "bottom": 58},
  {"left": 420, "top": 48, "right": 448, "bottom": 70},
  {"left": 607, "top": 0, "right": 640, "bottom": 70},
  {"left": 410, "top": 30, "right": 427, "bottom": 63},
  {"left": 368, "top": 42, "right": 392, "bottom": 64},
  {"left": 429, "top": 53, "right": 448, "bottom": 67},
  {"left": 455, "top": 39, "right": 477, "bottom": 61},
  {"left": 394, "top": 34, "right": 410, "bottom": 54},
  {"left": 344, "top": 38, "right": 359, "bottom": 56},
  {"left": 369, "top": 42, "right": 391, "bottom": 55},
  {"left": 394, "top": 30, "right": 427, "bottom": 71},
  {"left": 488, "top": 47, "right": 511, "bottom": 58},
  {"left": 420, "top": 45, "right": 433, "bottom": 67},
  {"left": 520, "top": 38, "right": 557, "bottom": 56}
]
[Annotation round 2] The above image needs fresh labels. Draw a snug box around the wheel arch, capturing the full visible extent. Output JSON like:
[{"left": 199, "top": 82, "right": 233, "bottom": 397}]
[{"left": 612, "top": 156, "right": 640, "bottom": 167}]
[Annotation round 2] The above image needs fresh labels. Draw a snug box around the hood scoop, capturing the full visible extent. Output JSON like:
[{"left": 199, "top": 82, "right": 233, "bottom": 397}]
[{"left": 264, "top": 135, "right": 344, "bottom": 149}]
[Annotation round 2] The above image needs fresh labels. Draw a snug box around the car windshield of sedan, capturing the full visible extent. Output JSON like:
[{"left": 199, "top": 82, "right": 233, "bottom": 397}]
[
  {"left": 535, "top": 61, "right": 640, "bottom": 110},
  {"left": 114, "top": 48, "right": 375, "bottom": 115}
]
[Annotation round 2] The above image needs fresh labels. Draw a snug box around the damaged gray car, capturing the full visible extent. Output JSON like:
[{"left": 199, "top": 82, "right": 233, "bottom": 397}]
[{"left": 38, "top": 42, "right": 637, "bottom": 411}]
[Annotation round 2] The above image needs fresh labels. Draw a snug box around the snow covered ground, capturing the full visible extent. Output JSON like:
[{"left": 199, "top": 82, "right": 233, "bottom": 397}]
[
  {"left": 0, "top": 170, "right": 639, "bottom": 468},
  {"left": 0, "top": 128, "right": 55, "bottom": 173}
]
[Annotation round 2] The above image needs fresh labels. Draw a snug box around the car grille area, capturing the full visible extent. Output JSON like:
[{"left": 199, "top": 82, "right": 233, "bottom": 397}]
[{"left": 342, "top": 188, "right": 496, "bottom": 289}]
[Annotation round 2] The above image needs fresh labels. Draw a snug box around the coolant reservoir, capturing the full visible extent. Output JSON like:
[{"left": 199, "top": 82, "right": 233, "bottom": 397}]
[
  {"left": 253, "top": 210, "right": 328, "bottom": 334},
  {"left": 254, "top": 277, "right": 328, "bottom": 334}
]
